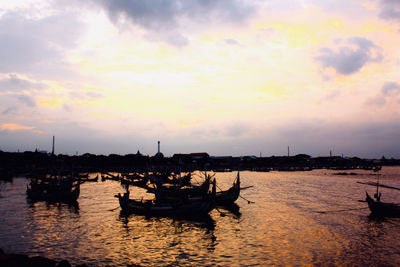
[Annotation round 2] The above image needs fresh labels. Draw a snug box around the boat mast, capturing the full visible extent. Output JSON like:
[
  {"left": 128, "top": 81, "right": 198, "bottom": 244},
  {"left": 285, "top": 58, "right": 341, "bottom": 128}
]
[
  {"left": 375, "top": 169, "right": 381, "bottom": 201},
  {"left": 376, "top": 173, "right": 380, "bottom": 199}
]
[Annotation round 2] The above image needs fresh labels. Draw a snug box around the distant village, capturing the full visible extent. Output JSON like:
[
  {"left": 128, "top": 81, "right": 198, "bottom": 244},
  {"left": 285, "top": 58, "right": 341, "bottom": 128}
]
[{"left": 1, "top": 140, "right": 398, "bottom": 180}]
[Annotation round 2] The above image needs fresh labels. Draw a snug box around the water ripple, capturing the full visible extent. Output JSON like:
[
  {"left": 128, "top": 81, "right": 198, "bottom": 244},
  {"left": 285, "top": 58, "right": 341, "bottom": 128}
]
[{"left": 1, "top": 168, "right": 400, "bottom": 265}]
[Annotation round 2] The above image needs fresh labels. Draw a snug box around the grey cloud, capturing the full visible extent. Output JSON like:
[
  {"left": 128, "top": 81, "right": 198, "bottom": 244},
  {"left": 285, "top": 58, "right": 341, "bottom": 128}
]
[
  {"left": 2, "top": 106, "right": 17, "bottom": 115},
  {"left": 172, "top": 118, "right": 400, "bottom": 158},
  {"left": 365, "top": 81, "right": 400, "bottom": 106},
  {"left": 379, "top": 0, "right": 400, "bottom": 21},
  {"left": 274, "top": 118, "right": 400, "bottom": 158},
  {"left": 382, "top": 81, "right": 400, "bottom": 95},
  {"left": 63, "top": 104, "right": 73, "bottom": 111},
  {"left": 224, "top": 38, "right": 240, "bottom": 45},
  {"left": 0, "top": 10, "right": 84, "bottom": 76},
  {"left": 97, "top": 0, "right": 254, "bottom": 27},
  {"left": 88, "top": 0, "right": 255, "bottom": 46},
  {"left": 2, "top": 115, "right": 400, "bottom": 157},
  {"left": 15, "top": 94, "right": 36, "bottom": 107},
  {"left": 99, "top": 0, "right": 180, "bottom": 30},
  {"left": 0, "top": 32, "right": 58, "bottom": 73},
  {"left": 0, "top": 74, "right": 46, "bottom": 92},
  {"left": 225, "top": 122, "right": 248, "bottom": 137},
  {"left": 85, "top": 91, "right": 104, "bottom": 99},
  {"left": 366, "top": 95, "right": 386, "bottom": 106},
  {"left": 324, "top": 90, "right": 341, "bottom": 101},
  {"left": 164, "top": 32, "right": 188, "bottom": 47},
  {"left": 143, "top": 30, "right": 188, "bottom": 47},
  {"left": 0, "top": 74, "right": 45, "bottom": 108},
  {"left": 315, "top": 37, "right": 383, "bottom": 75}
]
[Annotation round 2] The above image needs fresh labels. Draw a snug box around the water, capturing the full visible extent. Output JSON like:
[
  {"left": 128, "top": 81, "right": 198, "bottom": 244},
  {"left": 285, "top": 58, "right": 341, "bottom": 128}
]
[{"left": 1, "top": 167, "right": 400, "bottom": 266}]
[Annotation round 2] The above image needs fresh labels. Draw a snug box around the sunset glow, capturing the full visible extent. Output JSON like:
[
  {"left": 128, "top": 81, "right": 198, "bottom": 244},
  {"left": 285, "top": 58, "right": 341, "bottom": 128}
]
[{"left": 1, "top": 0, "right": 400, "bottom": 157}]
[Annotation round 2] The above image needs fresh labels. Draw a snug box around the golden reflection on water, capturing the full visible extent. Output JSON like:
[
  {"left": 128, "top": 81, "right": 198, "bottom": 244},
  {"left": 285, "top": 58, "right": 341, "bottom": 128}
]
[{"left": 1, "top": 167, "right": 400, "bottom": 266}]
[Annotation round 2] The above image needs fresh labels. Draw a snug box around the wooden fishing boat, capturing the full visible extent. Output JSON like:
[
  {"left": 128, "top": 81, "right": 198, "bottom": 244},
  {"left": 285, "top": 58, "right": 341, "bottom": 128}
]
[
  {"left": 215, "top": 172, "right": 240, "bottom": 205},
  {"left": 116, "top": 179, "right": 216, "bottom": 217},
  {"left": 365, "top": 192, "right": 400, "bottom": 217},
  {"left": 358, "top": 170, "right": 400, "bottom": 217},
  {"left": 27, "top": 176, "right": 80, "bottom": 203}
]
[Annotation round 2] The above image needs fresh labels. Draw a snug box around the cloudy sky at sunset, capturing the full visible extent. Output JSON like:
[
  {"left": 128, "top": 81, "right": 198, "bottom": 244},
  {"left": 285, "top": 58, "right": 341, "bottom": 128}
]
[{"left": 1, "top": 0, "right": 400, "bottom": 157}]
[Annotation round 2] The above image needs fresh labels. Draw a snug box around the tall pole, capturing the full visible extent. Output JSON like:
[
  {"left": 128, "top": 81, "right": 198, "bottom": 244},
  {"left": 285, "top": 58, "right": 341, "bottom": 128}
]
[
  {"left": 158, "top": 141, "right": 160, "bottom": 154},
  {"left": 52, "top": 136, "right": 55, "bottom": 155},
  {"left": 287, "top": 146, "right": 289, "bottom": 157}
]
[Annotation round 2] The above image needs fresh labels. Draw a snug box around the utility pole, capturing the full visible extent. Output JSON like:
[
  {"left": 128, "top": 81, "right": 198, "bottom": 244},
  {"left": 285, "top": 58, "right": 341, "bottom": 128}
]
[{"left": 52, "top": 136, "right": 55, "bottom": 156}]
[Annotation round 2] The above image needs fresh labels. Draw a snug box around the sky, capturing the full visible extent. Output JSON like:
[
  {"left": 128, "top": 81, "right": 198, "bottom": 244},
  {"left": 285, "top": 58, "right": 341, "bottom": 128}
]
[{"left": 0, "top": 0, "right": 400, "bottom": 158}]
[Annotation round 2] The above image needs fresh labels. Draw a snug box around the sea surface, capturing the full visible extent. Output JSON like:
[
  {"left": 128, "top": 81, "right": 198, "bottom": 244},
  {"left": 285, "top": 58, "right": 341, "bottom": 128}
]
[{"left": 1, "top": 167, "right": 400, "bottom": 266}]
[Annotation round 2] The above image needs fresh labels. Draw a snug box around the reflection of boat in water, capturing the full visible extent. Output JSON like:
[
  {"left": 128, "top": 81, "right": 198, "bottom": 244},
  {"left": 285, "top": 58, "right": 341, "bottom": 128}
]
[
  {"left": 116, "top": 179, "right": 217, "bottom": 217},
  {"left": 28, "top": 200, "right": 80, "bottom": 214},
  {"left": 218, "top": 202, "right": 242, "bottom": 217},
  {"left": 27, "top": 174, "right": 80, "bottom": 203},
  {"left": 118, "top": 210, "right": 216, "bottom": 230},
  {"left": 358, "top": 168, "right": 400, "bottom": 217}
]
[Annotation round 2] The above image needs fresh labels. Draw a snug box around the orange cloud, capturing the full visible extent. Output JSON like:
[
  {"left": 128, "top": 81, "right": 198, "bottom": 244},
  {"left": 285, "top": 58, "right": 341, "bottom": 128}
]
[{"left": 0, "top": 123, "right": 35, "bottom": 131}]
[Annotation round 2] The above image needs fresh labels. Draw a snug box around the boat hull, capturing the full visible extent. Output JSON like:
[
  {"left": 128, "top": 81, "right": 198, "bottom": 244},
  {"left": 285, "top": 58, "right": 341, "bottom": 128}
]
[
  {"left": 215, "top": 187, "right": 240, "bottom": 205},
  {"left": 27, "top": 183, "right": 80, "bottom": 203},
  {"left": 215, "top": 172, "right": 240, "bottom": 205},
  {"left": 366, "top": 192, "right": 400, "bottom": 217},
  {"left": 117, "top": 194, "right": 215, "bottom": 217}
]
